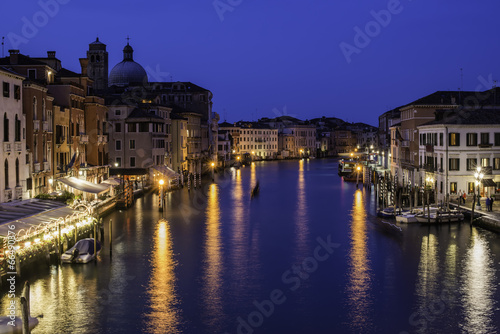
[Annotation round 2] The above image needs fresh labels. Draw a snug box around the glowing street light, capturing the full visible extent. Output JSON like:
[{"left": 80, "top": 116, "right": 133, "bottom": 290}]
[
  {"left": 211, "top": 162, "right": 215, "bottom": 181},
  {"left": 159, "top": 179, "right": 165, "bottom": 211},
  {"left": 474, "top": 166, "right": 484, "bottom": 210}
]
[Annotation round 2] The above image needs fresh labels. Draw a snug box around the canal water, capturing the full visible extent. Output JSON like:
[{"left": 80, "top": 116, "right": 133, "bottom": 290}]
[{"left": 2, "top": 159, "right": 500, "bottom": 333}]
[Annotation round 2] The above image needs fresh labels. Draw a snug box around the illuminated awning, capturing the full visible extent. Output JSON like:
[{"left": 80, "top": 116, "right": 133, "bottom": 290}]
[
  {"left": 102, "top": 178, "right": 121, "bottom": 186},
  {"left": 152, "top": 166, "right": 180, "bottom": 179},
  {"left": 482, "top": 179, "right": 496, "bottom": 187},
  {"left": 57, "top": 177, "right": 110, "bottom": 194}
]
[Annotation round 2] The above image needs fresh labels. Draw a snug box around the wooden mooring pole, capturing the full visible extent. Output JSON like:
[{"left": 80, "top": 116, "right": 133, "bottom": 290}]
[
  {"left": 109, "top": 219, "right": 113, "bottom": 257},
  {"left": 20, "top": 296, "right": 29, "bottom": 334}
]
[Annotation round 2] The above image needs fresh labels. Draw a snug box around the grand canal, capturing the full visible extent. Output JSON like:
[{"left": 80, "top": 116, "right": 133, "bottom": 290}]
[{"left": 2, "top": 159, "right": 500, "bottom": 333}]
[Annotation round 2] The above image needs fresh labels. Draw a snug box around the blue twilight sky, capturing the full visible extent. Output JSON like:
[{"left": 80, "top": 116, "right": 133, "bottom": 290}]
[{"left": 1, "top": 0, "right": 499, "bottom": 125}]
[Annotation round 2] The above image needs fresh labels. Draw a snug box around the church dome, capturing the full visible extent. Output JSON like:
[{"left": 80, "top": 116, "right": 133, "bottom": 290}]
[{"left": 108, "top": 43, "right": 148, "bottom": 87}]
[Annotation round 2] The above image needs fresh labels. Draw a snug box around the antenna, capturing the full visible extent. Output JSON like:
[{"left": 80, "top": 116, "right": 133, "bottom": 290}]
[
  {"left": 460, "top": 68, "right": 463, "bottom": 91},
  {"left": 1, "top": 37, "right": 4, "bottom": 57}
]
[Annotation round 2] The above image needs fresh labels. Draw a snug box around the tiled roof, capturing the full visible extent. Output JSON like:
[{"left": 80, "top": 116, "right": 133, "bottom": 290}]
[{"left": 422, "top": 109, "right": 500, "bottom": 126}]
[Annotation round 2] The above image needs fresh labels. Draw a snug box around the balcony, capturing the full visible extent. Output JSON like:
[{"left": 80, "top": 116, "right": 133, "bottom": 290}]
[
  {"left": 80, "top": 135, "right": 89, "bottom": 143},
  {"left": 98, "top": 135, "right": 108, "bottom": 144},
  {"left": 424, "top": 164, "right": 436, "bottom": 173},
  {"left": 43, "top": 161, "right": 50, "bottom": 171},
  {"left": 15, "top": 186, "right": 22, "bottom": 200},
  {"left": 3, "top": 142, "right": 12, "bottom": 153},
  {"left": 4, "top": 189, "right": 12, "bottom": 202},
  {"left": 33, "top": 120, "right": 40, "bottom": 132},
  {"left": 34, "top": 163, "right": 41, "bottom": 173},
  {"left": 14, "top": 142, "right": 21, "bottom": 152},
  {"left": 42, "top": 121, "right": 49, "bottom": 132}
]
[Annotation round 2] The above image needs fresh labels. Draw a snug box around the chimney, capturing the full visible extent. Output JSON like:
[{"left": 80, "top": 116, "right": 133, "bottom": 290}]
[
  {"left": 47, "top": 51, "right": 56, "bottom": 58},
  {"left": 8, "top": 49, "right": 19, "bottom": 64},
  {"left": 79, "top": 58, "right": 88, "bottom": 76}
]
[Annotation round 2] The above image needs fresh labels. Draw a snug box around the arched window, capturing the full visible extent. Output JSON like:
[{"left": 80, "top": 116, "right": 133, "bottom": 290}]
[
  {"left": 15, "top": 158, "right": 19, "bottom": 186},
  {"left": 15, "top": 115, "right": 20, "bottom": 142},
  {"left": 3, "top": 113, "right": 9, "bottom": 142},
  {"left": 4, "top": 159, "right": 8, "bottom": 189}
]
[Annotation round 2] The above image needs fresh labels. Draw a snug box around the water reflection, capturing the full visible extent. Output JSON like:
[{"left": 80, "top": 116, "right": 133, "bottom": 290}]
[
  {"left": 346, "top": 189, "right": 372, "bottom": 332},
  {"left": 202, "top": 183, "right": 224, "bottom": 330},
  {"left": 144, "top": 219, "right": 180, "bottom": 333},
  {"left": 295, "top": 159, "right": 309, "bottom": 259},
  {"left": 415, "top": 233, "right": 440, "bottom": 314},
  {"left": 460, "top": 228, "right": 496, "bottom": 333}
]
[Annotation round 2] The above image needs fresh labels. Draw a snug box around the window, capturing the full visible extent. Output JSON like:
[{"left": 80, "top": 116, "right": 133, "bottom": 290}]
[
  {"left": 450, "top": 182, "right": 457, "bottom": 194},
  {"left": 439, "top": 133, "right": 443, "bottom": 146},
  {"left": 115, "top": 140, "right": 122, "bottom": 151},
  {"left": 3, "top": 82, "right": 9, "bottom": 97},
  {"left": 114, "top": 123, "right": 121, "bottom": 133},
  {"left": 481, "top": 133, "right": 490, "bottom": 145},
  {"left": 28, "top": 69, "right": 36, "bottom": 80},
  {"left": 15, "top": 115, "right": 20, "bottom": 142},
  {"left": 449, "top": 158, "right": 459, "bottom": 171},
  {"left": 129, "top": 140, "right": 135, "bottom": 150},
  {"left": 14, "top": 85, "right": 20, "bottom": 100},
  {"left": 466, "top": 133, "right": 477, "bottom": 146},
  {"left": 115, "top": 109, "right": 121, "bottom": 116},
  {"left": 130, "top": 157, "right": 136, "bottom": 167},
  {"left": 466, "top": 158, "right": 477, "bottom": 171},
  {"left": 468, "top": 182, "right": 475, "bottom": 194},
  {"left": 15, "top": 158, "right": 19, "bottom": 186},
  {"left": 3, "top": 114, "right": 9, "bottom": 142},
  {"left": 449, "top": 133, "right": 460, "bottom": 146},
  {"left": 127, "top": 123, "right": 136, "bottom": 132},
  {"left": 115, "top": 157, "right": 121, "bottom": 167},
  {"left": 495, "top": 133, "right": 500, "bottom": 146},
  {"left": 481, "top": 158, "right": 490, "bottom": 167},
  {"left": 494, "top": 158, "right": 500, "bottom": 170}
]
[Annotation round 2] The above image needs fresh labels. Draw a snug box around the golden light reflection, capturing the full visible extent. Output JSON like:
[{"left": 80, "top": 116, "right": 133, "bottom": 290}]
[
  {"left": 145, "top": 219, "right": 180, "bottom": 333},
  {"left": 202, "top": 183, "right": 224, "bottom": 328},
  {"left": 346, "top": 189, "right": 372, "bottom": 331},
  {"left": 295, "top": 159, "right": 309, "bottom": 259},
  {"left": 460, "top": 228, "right": 496, "bottom": 333},
  {"left": 415, "top": 233, "right": 439, "bottom": 312}
]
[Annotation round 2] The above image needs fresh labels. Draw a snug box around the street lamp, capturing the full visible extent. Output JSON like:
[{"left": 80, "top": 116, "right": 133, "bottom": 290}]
[
  {"left": 426, "top": 176, "right": 434, "bottom": 205},
  {"left": 356, "top": 165, "right": 361, "bottom": 188},
  {"left": 211, "top": 162, "right": 215, "bottom": 181},
  {"left": 474, "top": 166, "right": 484, "bottom": 210},
  {"left": 159, "top": 179, "right": 164, "bottom": 211}
]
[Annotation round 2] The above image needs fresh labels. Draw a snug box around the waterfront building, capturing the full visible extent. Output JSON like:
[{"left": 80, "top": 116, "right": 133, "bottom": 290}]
[
  {"left": 236, "top": 121, "right": 278, "bottom": 159},
  {"left": 378, "top": 108, "right": 400, "bottom": 169},
  {"left": 417, "top": 109, "right": 500, "bottom": 203},
  {"left": 280, "top": 124, "right": 316, "bottom": 158},
  {"left": 218, "top": 121, "right": 241, "bottom": 154},
  {"left": 0, "top": 67, "right": 29, "bottom": 202},
  {"left": 332, "top": 126, "right": 357, "bottom": 155},
  {"left": 171, "top": 113, "right": 188, "bottom": 174},
  {"left": 0, "top": 50, "right": 57, "bottom": 196}
]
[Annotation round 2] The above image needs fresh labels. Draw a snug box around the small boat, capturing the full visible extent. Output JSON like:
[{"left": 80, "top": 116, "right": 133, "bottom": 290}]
[
  {"left": 338, "top": 160, "right": 356, "bottom": 176},
  {"left": 415, "top": 210, "right": 464, "bottom": 224},
  {"left": 0, "top": 316, "right": 38, "bottom": 333},
  {"left": 251, "top": 181, "right": 260, "bottom": 198},
  {"left": 61, "top": 238, "right": 101, "bottom": 264},
  {"left": 395, "top": 212, "right": 418, "bottom": 224}
]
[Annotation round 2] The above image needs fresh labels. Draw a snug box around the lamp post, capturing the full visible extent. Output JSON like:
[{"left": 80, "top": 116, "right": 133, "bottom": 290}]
[
  {"left": 159, "top": 179, "right": 164, "bottom": 211},
  {"left": 426, "top": 176, "right": 434, "bottom": 205},
  {"left": 211, "top": 162, "right": 215, "bottom": 181},
  {"left": 237, "top": 156, "right": 240, "bottom": 168},
  {"left": 474, "top": 167, "right": 484, "bottom": 210},
  {"left": 356, "top": 165, "right": 361, "bottom": 188}
]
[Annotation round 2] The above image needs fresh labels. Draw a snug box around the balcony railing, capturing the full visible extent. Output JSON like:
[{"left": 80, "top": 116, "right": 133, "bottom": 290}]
[
  {"left": 14, "top": 142, "right": 21, "bottom": 152},
  {"left": 425, "top": 145, "right": 434, "bottom": 153},
  {"left": 4, "top": 189, "right": 12, "bottom": 202},
  {"left": 15, "top": 187, "right": 22, "bottom": 200},
  {"left": 3, "top": 142, "right": 11, "bottom": 153},
  {"left": 80, "top": 135, "right": 89, "bottom": 143},
  {"left": 56, "top": 136, "right": 65, "bottom": 145},
  {"left": 98, "top": 135, "right": 108, "bottom": 144},
  {"left": 424, "top": 164, "right": 436, "bottom": 172},
  {"left": 33, "top": 121, "right": 40, "bottom": 132},
  {"left": 34, "top": 163, "right": 41, "bottom": 173}
]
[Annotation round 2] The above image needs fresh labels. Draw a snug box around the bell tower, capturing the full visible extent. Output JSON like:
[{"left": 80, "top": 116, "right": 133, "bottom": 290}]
[{"left": 86, "top": 37, "right": 108, "bottom": 92}]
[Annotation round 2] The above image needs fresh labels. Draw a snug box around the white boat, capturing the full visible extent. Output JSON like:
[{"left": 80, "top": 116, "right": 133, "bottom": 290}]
[
  {"left": 415, "top": 211, "right": 464, "bottom": 223},
  {"left": 395, "top": 213, "right": 418, "bottom": 224},
  {"left": 61, "top": 238, "right": 101, "bottom": 264},
  {"left": 0, "top": 316, "right": 38, "bottom": 334}
]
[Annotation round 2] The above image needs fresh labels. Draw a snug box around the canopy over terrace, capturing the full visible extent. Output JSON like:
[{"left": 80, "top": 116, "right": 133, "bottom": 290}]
[
  {"left": 57, "top": 177, "right": 110, "bottom": 200},
  {"left": 0, "top": 199, "right": 76, "bottom": 239},
  {"left": 151, "top": 166, "right": 180, "bottom": 186}
]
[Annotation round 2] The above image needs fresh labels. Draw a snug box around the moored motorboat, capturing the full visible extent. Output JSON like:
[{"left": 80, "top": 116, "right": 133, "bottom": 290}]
[
  {"left": 415, "top": 210, "right": 464, "bottom": 223},
  {"left": 395, "top": 212, "right": 418, "bottom": 224},
  {"left": 61, "top": 238, "right": 101, "bottom": 264}
]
